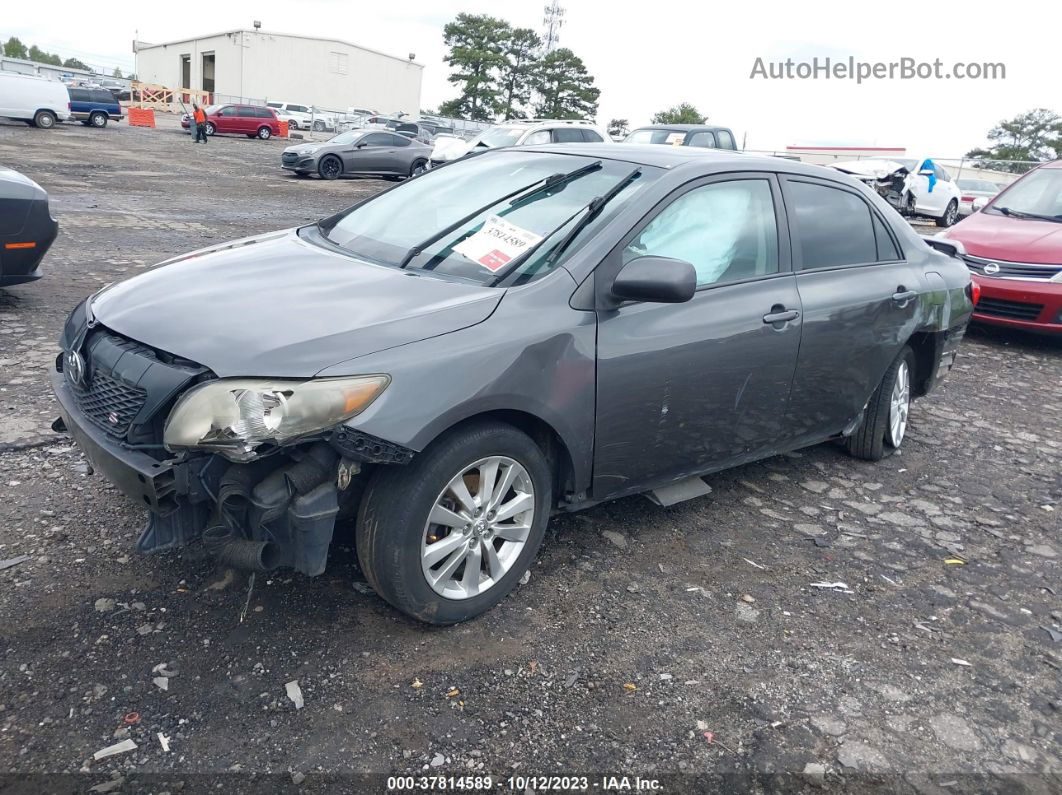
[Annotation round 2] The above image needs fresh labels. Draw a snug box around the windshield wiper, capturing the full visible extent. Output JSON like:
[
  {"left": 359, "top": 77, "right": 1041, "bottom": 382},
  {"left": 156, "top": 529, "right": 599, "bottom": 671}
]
[
  {"left": 997, "top": 206, "right": 1062, "bottom": 223},
  {"left": 396, "top": 160, "right": 603, "bottom": 269},
  {"left": 489, "top": 167, "right": 642, "bottom": 286}
]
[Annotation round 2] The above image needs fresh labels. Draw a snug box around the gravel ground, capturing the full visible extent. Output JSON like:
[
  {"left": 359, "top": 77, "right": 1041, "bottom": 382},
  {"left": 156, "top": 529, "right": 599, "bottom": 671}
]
[{"left": 1, "top": 118, "right": 1060, "bottom": 794}]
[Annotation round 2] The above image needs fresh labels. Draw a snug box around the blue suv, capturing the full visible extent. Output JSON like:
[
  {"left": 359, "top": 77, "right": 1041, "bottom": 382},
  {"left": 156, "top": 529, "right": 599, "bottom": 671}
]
[{"left": 67, "top": 87, "right": 123, "bottom": 128}]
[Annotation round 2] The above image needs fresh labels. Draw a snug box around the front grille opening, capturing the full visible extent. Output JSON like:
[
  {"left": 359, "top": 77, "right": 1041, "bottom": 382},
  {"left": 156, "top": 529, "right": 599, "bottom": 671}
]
[{"left": 976, "top": 297, "right": 1044, "bottom": 321}]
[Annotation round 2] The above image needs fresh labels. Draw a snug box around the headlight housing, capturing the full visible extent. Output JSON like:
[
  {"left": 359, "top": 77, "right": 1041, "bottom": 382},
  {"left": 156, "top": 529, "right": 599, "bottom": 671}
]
[{"left": 163, "top": 375, "right": 389, "bottom": 461}]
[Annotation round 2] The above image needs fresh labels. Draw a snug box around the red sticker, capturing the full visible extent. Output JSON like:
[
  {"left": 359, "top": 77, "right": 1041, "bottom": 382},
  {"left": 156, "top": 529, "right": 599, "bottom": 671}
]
[{"left": 478, "top": 250, "right": 512, "bottom": 272}]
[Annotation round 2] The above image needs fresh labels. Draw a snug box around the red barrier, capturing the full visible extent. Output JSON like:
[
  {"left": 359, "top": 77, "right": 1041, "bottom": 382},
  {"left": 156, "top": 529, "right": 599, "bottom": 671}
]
[{"left": 127, "top": 108, "right": 156, "bottom": 128}]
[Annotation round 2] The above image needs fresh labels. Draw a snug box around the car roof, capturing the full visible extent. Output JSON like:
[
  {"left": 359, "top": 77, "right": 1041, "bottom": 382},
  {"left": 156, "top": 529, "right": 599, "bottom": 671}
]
[
  {"left": 509, "top": 142, "right": 876, "bottom": 182},
  {"left": 631, "top": 124, "right": 730, "bottom": 132}
]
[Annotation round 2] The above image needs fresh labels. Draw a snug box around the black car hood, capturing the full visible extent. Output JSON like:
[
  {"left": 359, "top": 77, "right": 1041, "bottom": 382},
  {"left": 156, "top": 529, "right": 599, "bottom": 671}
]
[{"left": 89, "top": 228, "right": 503, "bottom": 377}]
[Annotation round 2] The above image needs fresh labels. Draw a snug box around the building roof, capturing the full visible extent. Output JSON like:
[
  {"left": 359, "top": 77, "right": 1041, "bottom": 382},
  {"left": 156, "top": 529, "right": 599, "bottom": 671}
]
[{"left": 135, "top": 29, "right": 422, "bottom": 68}]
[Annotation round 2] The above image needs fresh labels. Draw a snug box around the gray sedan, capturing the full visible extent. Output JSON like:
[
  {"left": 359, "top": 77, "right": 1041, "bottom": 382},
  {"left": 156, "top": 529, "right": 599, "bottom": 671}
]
[
  {"left": 281, "top": 129, "right": 431, "bottom": 180},
  {"left": 52, "top": 145, "right": 975, "bottom": 625}
]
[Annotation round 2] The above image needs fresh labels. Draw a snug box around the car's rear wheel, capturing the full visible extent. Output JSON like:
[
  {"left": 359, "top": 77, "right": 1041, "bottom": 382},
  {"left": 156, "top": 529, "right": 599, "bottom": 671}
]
[
  {"left": 90, "top": 111, "right": 108, "bottom": 128},
  {"left": 356, "top": 421, "right": 551, "bottom": 624},
  {"left": 846, "top": 346, "right": 915, "bottom": 461},
  {"left": 33, "top": 110, "right": 57, "bottom": 129},
  {"left": 936, "top": 200, "right": 958, "bottom": 227},
  {"left": 409, "top": 159, "right": 427, "bottom": 178},
  {"left": 205, "top": 122, "right": 216, "bottom": 136},
  {"left": 318, "top": 155, "right": 342, "bottom": 180},
  {"left": 257, "top": 126, "right": 272, "bottom": 140}
]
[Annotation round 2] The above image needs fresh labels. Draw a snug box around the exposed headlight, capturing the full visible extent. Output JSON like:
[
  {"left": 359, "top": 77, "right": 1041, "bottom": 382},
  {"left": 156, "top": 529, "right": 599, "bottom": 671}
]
[{"left": 163, "top": 375, "right": 389, "bottom": 461}]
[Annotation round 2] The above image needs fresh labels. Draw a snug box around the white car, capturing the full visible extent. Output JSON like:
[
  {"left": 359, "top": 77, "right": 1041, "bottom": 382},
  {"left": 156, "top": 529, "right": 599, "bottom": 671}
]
[
  {"left": 430, "top": 120, "right": 611, "bottom": 166},
  {"left": 955, "top": 178, "right": 1001, "bottom": 216},
  {"left": 266, "top": 102, "right": 338, "bottom": 132},
  {"left": 0, "top": 72, "right": 72, "bottom": 129},
  {"left": 829, "top": 157, "right": 963, "bottom": 227}
]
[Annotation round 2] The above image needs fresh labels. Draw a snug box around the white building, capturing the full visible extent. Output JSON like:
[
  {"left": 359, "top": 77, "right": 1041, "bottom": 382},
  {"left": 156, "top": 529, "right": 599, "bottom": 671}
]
[{"left": 134, "top": 29, "right": 423, "bottom": 115}]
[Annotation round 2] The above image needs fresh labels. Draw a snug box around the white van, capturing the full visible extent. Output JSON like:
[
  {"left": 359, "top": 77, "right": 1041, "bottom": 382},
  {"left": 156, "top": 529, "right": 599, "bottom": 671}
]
[{"left": 0, "top": 72, "right": 72, "bottom": 129}]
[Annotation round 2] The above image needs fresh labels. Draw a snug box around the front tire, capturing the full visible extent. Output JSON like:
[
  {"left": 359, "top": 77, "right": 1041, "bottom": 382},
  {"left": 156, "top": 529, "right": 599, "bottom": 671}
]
[
  {"left": 90, "top": 111, "right": 108, "bottom": 128},
  {"left": 33, "top": 110, "right": 57, "bottom": 129},
  {"left": 846, "top": 346, "right": 914, "bottom": 461},
  {"left": 936, "top": 200, "right": 958, "bottom": 227},
  {"left": 318, "top": 155, "right": 342, "bottom": 180},
  {"left": 356, "top": 421, "right": 551, "bottom": 624}
]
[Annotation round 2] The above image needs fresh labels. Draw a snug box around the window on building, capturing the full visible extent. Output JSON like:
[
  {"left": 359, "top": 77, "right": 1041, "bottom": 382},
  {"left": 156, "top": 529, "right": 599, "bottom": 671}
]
[{"left": 329, "top": 51, "right": 349, "bottom": 75}]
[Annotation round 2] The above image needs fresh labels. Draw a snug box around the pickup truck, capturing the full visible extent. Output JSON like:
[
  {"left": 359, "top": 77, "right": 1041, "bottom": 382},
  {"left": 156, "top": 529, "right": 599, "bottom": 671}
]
[{"left": 623, "top": 124, "right": 739, "bottom": 150}]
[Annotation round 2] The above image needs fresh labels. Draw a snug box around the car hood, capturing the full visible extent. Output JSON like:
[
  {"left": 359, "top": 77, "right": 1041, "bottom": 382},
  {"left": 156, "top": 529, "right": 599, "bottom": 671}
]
[
  {"left": 944, "top": 211, "right": 1062, "bottom": 264},
  {"left": 283, "top": 143, "right": 324, "bottom": 156},
  {"left": 431, "top": 137, "right": 473, "bottom": 161},
  {"left": 89, "top": 228, "right": 503, "bottom": 377}
]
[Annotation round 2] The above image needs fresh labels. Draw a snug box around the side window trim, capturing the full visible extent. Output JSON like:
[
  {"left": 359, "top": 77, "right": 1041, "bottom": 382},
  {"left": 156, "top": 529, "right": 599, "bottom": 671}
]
[{"left": 781, "top": 175, "right": 904, "bottom": 271}]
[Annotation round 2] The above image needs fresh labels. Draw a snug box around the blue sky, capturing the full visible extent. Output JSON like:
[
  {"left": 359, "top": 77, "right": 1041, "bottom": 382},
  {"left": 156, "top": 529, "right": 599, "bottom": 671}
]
[{"left": 8, "top": 0, "right": 1059, "bottom": 155}]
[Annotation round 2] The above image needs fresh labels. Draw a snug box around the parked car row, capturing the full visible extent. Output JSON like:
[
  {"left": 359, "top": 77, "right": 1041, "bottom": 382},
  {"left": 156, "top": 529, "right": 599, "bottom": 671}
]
[{"left": 0, "top": 72, "right": 123, "bottom": 129}]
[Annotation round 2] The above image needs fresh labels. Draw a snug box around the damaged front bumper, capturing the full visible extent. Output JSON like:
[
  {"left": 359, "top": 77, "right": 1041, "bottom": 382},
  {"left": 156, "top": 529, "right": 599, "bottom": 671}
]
[{"left": 51, "top": 363, "right": 412, "bottom": 576}]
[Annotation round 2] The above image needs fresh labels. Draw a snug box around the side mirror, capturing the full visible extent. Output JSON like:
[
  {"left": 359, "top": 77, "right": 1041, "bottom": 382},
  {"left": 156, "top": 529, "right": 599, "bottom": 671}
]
[
  {"left": 610, "top": 256, "right": 697, "bottom": 305},
  {"left": 355, "top": 142, "right": 367, "bottom": 149},
  {"left": 972, "top": 196, "right": 988, "bottom": 212}
]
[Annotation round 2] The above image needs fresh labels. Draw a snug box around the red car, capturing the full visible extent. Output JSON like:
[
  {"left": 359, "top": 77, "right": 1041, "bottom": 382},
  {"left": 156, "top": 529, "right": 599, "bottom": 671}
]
[
  {"left": 180, "top": 104, "right": 281, "bottom": 140},
  {"left": 941, "top": 160, "right": 1062, "bottom": 334}
]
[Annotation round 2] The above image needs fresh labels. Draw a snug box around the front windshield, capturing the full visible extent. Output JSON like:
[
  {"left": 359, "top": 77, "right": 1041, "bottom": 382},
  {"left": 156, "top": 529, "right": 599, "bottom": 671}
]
[
  {"left": 326, "top": 131, "right": 361, "bottom": 146},
  {"left": 989, "top": 169, "right": 1062, "bottom": 218},
  {"left": 625, "top": 129, "right": 682, "bottom": 145},
  {"left": 317, "top": 151, "right": 656, "bottom": 286},
  {"left": 472, "top": 127, "right": 525, "bottom": 148}
]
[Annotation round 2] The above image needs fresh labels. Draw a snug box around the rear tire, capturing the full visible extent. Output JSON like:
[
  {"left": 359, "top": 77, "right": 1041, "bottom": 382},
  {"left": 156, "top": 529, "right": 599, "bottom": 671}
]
[
  {"left": 89, "top": 111, "right": 108, "bottom": 128},
  {"left": 33, "top": 110, "right": 57, "bottom": 129},
  {"left": 846, "top": 346, "right": 915, "bottom": 461},
  {"left": 936, "top": 200, "right": 958, "bottom": 227},
  {"left": 356, "top": 421, "right": 551, "bottom": 624},
  {"left": 257, "top": 126, "right": 272, "bottom": 140},
  {"left": 205, "top": 122, "right": 216, "bottom": 136},
  {"left": 409, "top": 159, "right": 427, "bottom": 178}
]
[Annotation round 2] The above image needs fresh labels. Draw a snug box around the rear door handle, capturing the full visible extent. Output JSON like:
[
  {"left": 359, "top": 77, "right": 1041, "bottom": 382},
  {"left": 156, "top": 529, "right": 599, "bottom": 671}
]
[
  {"left": 892, "top": 289, "right": 918, "bottom": 303},
  {"left": 763, "top": 309, "right": 799, "bottom": 324}
]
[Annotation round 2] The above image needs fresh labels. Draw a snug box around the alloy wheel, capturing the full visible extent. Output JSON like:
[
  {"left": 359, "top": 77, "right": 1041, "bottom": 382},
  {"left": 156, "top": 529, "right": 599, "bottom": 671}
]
[
  {"left": 888, "top": 360, "right": 910, "bottom": 447},
  {"left": 420, "top": 456, "right": 535, "bottom": 600},
  {"left": 320, "top": 158, "right": 341, "bottom": 179}
]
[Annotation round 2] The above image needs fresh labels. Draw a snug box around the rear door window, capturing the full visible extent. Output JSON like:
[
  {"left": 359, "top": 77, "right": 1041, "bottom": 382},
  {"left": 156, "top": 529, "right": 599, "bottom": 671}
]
[
  {"left": 717, "top": 130, "right": 736, "bottom": 149},
  {"left": 361, "top": 133, "right": 392, "bottom": 146},
  {"left": 552, "top": 128, "right": 584, "bottom": 143},
  {"left": 92, "top": 90, "right": 115, "bottom": 103},
  {"left": 581, "top": 129, "right": 604, "bottom": 142},
  {"left": 237, "top": 106, "right": 257, "bottom": 117},
  {"left": 871, "top": 213, "right": 901, "bottom": 261},
  {"left": 255, "top": 107, "right": 274, "bottom": 118},
  {"left": 787, "top": 180, "right": 878, "bottom": 269},
  {"left": 68, "top": 88, "right": 89, "bottom": 102},
  {"left": 686, "top": 131, "right": 718, "bottom": 148}
]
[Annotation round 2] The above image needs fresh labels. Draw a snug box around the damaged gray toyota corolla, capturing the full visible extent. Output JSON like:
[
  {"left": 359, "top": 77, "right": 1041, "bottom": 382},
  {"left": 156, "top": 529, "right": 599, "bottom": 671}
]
[{"left": 52, "top": 144, "right": 975, "bottom": 624}]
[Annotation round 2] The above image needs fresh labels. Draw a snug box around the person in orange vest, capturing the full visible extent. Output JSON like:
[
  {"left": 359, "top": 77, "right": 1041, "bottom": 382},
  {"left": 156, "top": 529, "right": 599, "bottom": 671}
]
[{"left": 192, "top": 103, "right": 208, "bottom": 144}]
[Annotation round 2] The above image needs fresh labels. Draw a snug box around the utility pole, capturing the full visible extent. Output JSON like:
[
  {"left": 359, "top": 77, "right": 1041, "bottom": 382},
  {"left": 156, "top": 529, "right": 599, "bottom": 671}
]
[{"left": 542, "top": 2, "right": 565, "bottom": 53}]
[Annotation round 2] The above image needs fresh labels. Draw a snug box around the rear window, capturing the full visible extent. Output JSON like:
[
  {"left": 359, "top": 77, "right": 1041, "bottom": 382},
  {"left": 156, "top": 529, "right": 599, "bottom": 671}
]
[
  {"left": 582, "top": 129, "right": 604, "bottom": 143},
  {"left": 255, "top": 107, "right": 274, "bottom": 118},
  {"left": 552, "top": 128, "right": 584, "bottom": 143}
]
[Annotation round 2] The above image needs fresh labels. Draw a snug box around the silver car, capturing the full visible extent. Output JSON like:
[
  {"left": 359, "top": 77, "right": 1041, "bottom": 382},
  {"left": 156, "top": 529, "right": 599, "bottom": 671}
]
[{"left": 281, "top": 130, "right": 432, "bottom": 180}]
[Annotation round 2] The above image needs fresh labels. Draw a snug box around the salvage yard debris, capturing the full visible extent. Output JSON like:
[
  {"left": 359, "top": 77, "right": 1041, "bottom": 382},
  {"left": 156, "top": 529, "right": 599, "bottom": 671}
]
[
  {"left": 92, "top": 738, "right": 137, "bottom": 761},
  {"left": 285, "top": 680, "right": 305, "bottom": 709},
  {"left": 0, "top": 555, "right": 30, "bottom": 571},
  {"left": 809, "top": 582, "right": 854, "bottom": 593}
]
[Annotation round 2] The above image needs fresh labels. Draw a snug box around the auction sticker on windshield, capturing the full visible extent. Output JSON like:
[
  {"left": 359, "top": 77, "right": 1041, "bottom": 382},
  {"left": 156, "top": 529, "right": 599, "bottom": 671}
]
[{"left": 454, "top": 214, "right": 544, "bottom": 272}]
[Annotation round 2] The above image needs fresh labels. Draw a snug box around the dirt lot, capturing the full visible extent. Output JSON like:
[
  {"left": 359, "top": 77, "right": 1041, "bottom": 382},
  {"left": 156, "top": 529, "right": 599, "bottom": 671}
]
[{"left": 1, "top": 118, "right": 1060, "bottom": 794}]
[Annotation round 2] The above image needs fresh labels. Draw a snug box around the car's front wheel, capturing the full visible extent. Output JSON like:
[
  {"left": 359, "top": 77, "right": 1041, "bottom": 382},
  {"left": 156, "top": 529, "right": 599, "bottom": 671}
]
[
  {"left": 33, "top": 110, "right": 57, "bottom": 129},
  {"left": 287, "top": 119, "right": 299, "bottom": 131},
  {"left": 846, "top": 346, "right": 914, "bottom": 461},
  {"left": 318, "top": 155, "right": 342, "bottom": 180},
  {"left": 936, "top": 200, "right": 958, "bottom": 227},
  {"left": 356, "top": 421, "right": 551, "bottom": 624}
]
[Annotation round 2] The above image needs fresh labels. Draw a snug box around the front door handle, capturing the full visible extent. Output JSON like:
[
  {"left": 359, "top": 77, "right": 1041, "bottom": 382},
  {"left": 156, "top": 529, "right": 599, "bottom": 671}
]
[
  {"left": 892, "top": 289, "right": 918, "bottom": 304},
  {"left": 763, "top": 309, "right": 799, "bottom": 325}
]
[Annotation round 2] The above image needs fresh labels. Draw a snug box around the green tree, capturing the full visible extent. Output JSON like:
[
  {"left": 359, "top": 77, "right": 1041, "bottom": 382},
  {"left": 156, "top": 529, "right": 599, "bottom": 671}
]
[
  {"left": 28, "top": 45, "right": 61, "bottom": 66},
  {"left": 113, "top": 67, "right": 123, "bottom": 78},
  {"left": 441, "top": 13, "right": 510, "bottom": 121},
  {"left": 498, "top": 27, "right": 540, "bottom": 120},
  {"left": 532, "top": 48, "right": 600, "bottom": 120},
  {"left": 651, "top": 103, "right": 706, "bottom": 124},
  {"left": 3, "top": 36, "right": 28, "bottom": 59},
  {"left": 966, "top": 108, "right": 1062, "bottom": 172},
  {"left": 607, "top": 118, "right": 629, "bottom": 138},
  {"left": 63, "top": 57, "right": 89, "bottom": 70}
]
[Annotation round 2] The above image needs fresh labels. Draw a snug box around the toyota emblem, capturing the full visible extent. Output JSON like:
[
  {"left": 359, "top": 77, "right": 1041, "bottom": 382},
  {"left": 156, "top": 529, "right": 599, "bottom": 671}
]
[
  {"left": 983, "top": 262, "right": 1001, "bottom": 275},
  {"left": 66, "top": 350, "right": 87, "bottom": 389}
]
